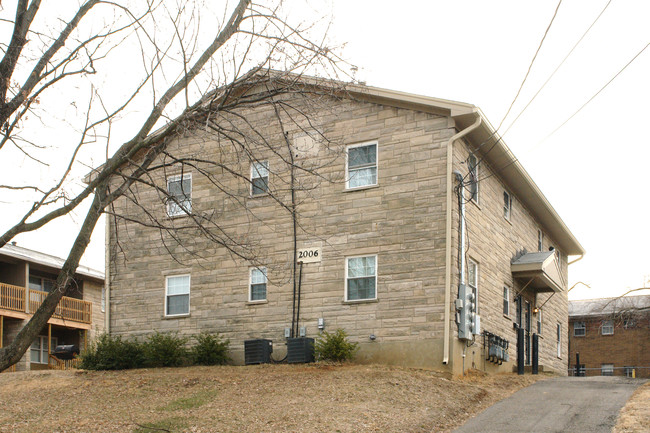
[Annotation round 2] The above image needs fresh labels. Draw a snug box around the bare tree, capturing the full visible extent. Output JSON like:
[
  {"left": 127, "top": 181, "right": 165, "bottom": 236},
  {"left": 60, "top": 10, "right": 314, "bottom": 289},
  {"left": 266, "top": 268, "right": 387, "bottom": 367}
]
[{"left": 0, "top": 0, "right": 348, "bottom": 370}]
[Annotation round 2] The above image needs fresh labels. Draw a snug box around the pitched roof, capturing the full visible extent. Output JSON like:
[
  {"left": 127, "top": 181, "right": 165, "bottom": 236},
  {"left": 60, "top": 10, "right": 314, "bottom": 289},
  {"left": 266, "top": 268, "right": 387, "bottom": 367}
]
[
  {"left": 0, "top": 244, "right": 104, "bottom": 281},
  {"left": 569, "top": 294, "right": 650, "bottom": 317}
]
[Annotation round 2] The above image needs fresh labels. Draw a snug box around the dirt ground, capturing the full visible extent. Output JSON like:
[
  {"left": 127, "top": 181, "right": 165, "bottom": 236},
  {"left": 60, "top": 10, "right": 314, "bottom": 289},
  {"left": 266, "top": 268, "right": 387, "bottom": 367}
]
[
  {"left": 0, "top": 364, "right": 542, "bottom": 433},
  {"left": 614, "top": 381, "right": 650, "bottom": 433}
]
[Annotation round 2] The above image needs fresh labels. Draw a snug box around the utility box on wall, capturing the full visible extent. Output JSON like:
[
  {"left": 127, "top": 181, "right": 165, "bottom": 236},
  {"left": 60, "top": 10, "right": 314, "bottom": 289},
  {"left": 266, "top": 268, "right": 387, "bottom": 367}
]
[
  {"left": 286, "top": 337, "right": 315, "bottom": 363},
  {"left": 244, "top": 339, "right": 273, "bottom": 365}
]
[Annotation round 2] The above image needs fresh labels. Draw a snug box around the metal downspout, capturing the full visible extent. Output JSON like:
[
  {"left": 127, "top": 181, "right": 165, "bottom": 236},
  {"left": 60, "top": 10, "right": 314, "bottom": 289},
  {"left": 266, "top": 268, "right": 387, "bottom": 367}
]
[
  {"left": 443, "top": 112, "right": 481, "bottom": 365},
  {"left": 104, "top": 213, "right": 110, "bottom": 334}
]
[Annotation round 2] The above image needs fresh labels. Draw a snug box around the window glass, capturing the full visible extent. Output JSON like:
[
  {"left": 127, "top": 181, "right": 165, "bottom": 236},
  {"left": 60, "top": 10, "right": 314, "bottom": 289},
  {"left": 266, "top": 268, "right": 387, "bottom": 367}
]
[
  {"left": 503, "top": 191, "right": 511, "bottom": 219},
  {"left": 346, "top": 256, "right": 377, "bottom": 300},
  {"left": 166, "top": 275, "right": 190, "bottom": 316},
  {"left": 537, "top": 308, "right": 542, "bottom": 334},
  {"left": 250, "top": 268, "right": 267, "bottom": 301},
  {"left": 503, "top": 287, "right": 510, "bottom": 315},
  {"left": 601, "top": 320, "right": 614, "bottom": 335},
  {"left": 167, "top": 174, "right": 192, "bottom": 216},
  {"left": 557, "top": 323, "right": 562, "bottom": 358},
  {"left": 347, "top": 143, "right": 377, "bottom": 188},
  {"left": 574, "top": 321, "right": 586, "bottom": 336},
  {"left": 251, "top": 161, "right": 269, "bottom": 195},
  {"left": 601, "top": 364, "right": 614, "bottom": 376}
]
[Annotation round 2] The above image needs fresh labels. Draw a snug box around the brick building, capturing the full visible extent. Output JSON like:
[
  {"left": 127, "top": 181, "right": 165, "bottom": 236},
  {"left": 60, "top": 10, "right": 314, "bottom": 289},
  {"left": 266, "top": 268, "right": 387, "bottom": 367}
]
[
  {"left": 104, "top": 72, "right": 584, "bottom": 375},
  {"left": 0, "top": 243, "right": 105, "bottom": 371},
  {"left": 568, "top": 295, "right": 650, "bottom": 378}
]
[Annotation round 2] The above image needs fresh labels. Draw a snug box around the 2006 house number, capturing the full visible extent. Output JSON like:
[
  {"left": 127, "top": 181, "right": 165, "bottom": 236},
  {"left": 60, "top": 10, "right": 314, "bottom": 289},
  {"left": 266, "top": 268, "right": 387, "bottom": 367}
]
[{"left": 297, "top": 247, "right": 321, "bottom": 263}]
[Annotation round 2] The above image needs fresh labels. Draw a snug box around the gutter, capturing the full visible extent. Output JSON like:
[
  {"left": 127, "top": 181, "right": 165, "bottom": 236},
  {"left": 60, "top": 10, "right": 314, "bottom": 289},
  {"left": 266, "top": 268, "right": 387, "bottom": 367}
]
[{"left": 443, "top": 111, "right": 481, "bottom": 365}]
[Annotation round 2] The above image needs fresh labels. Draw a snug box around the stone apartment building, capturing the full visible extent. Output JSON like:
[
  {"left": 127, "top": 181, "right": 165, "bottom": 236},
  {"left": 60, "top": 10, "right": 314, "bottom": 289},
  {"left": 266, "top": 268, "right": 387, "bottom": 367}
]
[
  {"left": 568, "top": 295, "right": 650, "bottom": 378},
  {"left": 104, "top": 73, "right": 584, "bottom": 375},
  {"left": 0, "top": 243, "right": 105, "bottom": 371}
]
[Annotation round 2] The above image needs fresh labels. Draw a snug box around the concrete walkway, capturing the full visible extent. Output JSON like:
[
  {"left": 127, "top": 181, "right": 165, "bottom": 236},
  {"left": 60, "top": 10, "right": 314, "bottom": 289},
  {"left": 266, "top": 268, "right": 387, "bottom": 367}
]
[{"left": 453, "top": 376, "right": 646, "bottom": 433}]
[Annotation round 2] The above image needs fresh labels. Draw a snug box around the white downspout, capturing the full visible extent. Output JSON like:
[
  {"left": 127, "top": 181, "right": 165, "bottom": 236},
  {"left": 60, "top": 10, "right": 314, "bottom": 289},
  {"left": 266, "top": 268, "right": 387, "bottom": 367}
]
[
  {"left": 104, "top": 213, "right": 110, "bottom": 334},
  {"left": 443, "top": 112, "right": 481, "bottom": 365}
]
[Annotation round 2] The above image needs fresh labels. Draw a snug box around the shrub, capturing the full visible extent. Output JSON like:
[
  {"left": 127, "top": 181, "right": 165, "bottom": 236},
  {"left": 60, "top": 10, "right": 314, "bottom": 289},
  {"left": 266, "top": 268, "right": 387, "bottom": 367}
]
[
  {"left": 143, "top": 332, "right": 189, "bottom": 368},
  {"left": 80, "top": 334, "right": 144, "bottom": 370},
  {"left": 192, "top": 332, "right": 230, "bottom": 365},
  {"left": 314, "top": 329, "right": 358, "bottom": 362}
]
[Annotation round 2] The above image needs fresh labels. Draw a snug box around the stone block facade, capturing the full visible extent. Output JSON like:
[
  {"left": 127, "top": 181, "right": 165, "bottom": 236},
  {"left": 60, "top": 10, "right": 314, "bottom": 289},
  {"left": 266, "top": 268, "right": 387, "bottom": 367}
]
[{"left": 107, "top": 79, "right": 582, "bottom": 375}]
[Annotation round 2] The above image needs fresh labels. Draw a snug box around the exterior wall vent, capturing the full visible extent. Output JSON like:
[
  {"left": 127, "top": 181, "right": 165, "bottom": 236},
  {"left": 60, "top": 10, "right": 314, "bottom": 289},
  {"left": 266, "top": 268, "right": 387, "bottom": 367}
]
[
  {"left": 244, "top": 339, "right": 273, "bottom": 365},
  {"left": 286, "top": 337, "right": 315, "bottom": 363}
]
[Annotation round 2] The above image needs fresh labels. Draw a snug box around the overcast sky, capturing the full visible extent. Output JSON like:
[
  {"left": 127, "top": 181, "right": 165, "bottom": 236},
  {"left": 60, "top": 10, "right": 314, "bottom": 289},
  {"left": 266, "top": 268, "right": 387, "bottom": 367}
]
[{"left": 3, "top": 0, "right": 649, "bottom": 301}]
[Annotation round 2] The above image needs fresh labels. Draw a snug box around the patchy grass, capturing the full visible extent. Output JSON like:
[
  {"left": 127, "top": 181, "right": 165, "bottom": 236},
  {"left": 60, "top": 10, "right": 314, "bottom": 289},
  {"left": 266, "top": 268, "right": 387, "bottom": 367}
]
[
  {"left": 614, "top": 381, "right": 650, "bottom": 433},
  {"left": 0, "top": 364, "right": 544, "bottom": 433}
]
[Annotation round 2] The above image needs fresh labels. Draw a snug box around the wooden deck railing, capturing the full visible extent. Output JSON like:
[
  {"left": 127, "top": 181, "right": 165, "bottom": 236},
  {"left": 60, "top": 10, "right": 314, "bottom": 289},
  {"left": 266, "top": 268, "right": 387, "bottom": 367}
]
[
  {"left": 48, "top": 354, "right": 82, "bottom": 370},
  {"left": 0, "top": 282, "right": 25, "bottom": 313},
  {"left": 29, "top": 290, "right": 92, "bottom": 324},
  {"left": 0, "top": 283, "right": 92, "bottom": 324}
]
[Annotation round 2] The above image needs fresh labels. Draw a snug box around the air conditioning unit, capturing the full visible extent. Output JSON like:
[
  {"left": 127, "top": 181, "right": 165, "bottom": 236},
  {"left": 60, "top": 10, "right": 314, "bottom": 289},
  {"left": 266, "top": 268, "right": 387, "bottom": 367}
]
[
  {"left": 244, "top": 339, "right": 273, "bottom": 365},
  {"left": 286, "top": 337, "right": 315, "bottom": 364}
]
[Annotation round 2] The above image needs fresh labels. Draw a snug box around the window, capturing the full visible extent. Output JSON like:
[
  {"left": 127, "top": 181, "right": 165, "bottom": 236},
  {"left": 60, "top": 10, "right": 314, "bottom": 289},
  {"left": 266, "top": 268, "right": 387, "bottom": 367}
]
[
  {"left": 345, "top": 255, "right": 377, "bottom": 301},
  {"left": 165, "top": 275, "right": 190, "bottom": 316},
  {"left": 515, "top": 295, "right": 523, "bottom": 327},
  {"left": 30, "top": 336, "right": 57, "bottom": 364},
  {"left": 503, "top": 287, "right": 510, "bottom": 316},
  {"left": 468, "top": 153, "right": 479, "bottom": 202},
  {"left": 468, "top": 259, "right": 478, "bottom": 313},
  {"left": 624, "top": 318, "right": 636, "bottom": 329},
  {"left": 624, "top": 366, "right": 635, "bottom": 377},
  {"left": 556, "top": 323, "right": 562, "bottom": 358},
  {"left": 29, "top": 275, "right": 55, "bottom": 292},
  {"left": 346, "top": 142, "right": 377, "bottom": 189},
  {"left": 503, "top": 191, "right": 512, "bottom": 220},
  {"left": 537, "top": 308, "right": 542, "bottom": 334},
  {"left": 573, "top": 321, "right": 586, "bottom": 337},
  {"left": 251, "top": 161, "right": 269, "bottom": 196},
  {"left": 101, "top": 287, "right": 106, "bottom": 313},
  {"left": 249, "top": 267, "right": 267, "bottom": 302},
  {"left": 167, "top": 174, "right": 192, "bottom": 217},
  {"left": 601, "top": 320, "right": 614, "bottom": 335},
  {"left": 537, "top": 229, "right": 544, "bottom": 252},
  {"left": 601, "top": 364, "right": 614, "bottom": 376}
]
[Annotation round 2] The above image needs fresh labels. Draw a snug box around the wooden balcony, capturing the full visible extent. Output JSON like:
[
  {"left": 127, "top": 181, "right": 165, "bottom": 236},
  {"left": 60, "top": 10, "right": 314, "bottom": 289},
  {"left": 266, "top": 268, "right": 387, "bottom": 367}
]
[{"left": 0, "top": 282, "right": 92, "bottom": 327}]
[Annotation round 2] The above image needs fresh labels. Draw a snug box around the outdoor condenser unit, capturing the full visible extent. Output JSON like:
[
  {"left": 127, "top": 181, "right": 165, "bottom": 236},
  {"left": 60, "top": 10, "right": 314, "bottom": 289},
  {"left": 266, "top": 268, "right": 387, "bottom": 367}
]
[
  {"left": 244, "top": 339, "right": 273, "bottom": 365},
  {"left": 286, "top": 337, "right": 315, "bottom": 364}
]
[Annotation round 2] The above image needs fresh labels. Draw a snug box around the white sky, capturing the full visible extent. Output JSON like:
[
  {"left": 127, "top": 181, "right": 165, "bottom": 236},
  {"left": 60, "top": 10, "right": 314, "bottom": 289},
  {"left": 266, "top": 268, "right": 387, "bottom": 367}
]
[{"left": 3, "top": 0, "right": 649, "bottom": 301}]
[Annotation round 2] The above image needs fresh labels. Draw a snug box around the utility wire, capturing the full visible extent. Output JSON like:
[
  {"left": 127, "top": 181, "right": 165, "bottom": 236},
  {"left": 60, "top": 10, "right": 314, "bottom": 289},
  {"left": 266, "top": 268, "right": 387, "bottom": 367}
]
[{"left": 502, "top": 0, "right": 613, "bottom": 137}]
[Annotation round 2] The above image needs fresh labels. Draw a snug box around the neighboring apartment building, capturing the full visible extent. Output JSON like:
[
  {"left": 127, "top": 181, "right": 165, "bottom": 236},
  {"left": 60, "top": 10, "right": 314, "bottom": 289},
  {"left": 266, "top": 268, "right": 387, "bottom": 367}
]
[
  {"left": 0, "top": 243, "right": 105, "bottom": 371},
  {"left": 105, "top": 73, "right": 584, "bottom": 375},
  {"left": 568, "top": 295, "right": 650, "bottom": 378}
]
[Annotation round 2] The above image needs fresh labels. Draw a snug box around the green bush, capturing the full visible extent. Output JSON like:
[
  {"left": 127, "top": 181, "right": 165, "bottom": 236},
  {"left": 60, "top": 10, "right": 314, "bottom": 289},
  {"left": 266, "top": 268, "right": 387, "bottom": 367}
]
[
  {"left": 80, "top": 334, "right": 144, "bottom": 370},
  {"left": 314, "top": 329, "right": 358, "bottom": 362},
  {"left": 192, "top": 332, "right": 230, "bottom": 365},
  {"left": 143, "top": 332, "right": 189, "bottom": 368}
]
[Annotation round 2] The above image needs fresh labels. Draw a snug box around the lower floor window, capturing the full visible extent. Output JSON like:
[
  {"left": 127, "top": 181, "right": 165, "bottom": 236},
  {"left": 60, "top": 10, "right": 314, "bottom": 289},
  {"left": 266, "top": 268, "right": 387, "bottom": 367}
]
[
  {"left": 30, "top": 336, "right": 57, "bottom": 364},
  {"left": 346, "top": 255, "right": 377, "bottom": 301},
  {"left": 250, "top": 267, "right": 267, "bottom": 301},
  {"left": 601, "top": 364, "right": 614, "bottom": 376},
  {"left": 166, "top": 274, "right": 190, "bottom": 316}
]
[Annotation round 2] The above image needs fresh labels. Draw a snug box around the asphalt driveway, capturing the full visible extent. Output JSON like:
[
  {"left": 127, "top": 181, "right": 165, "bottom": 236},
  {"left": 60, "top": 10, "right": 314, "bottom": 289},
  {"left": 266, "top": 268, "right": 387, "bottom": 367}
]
[{"left": 453, "top": 376, "right": 646, "bottom": 433}]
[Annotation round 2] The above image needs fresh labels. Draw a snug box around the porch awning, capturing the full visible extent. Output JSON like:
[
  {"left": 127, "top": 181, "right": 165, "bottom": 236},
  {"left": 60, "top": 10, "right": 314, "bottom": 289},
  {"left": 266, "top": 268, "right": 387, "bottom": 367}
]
[{"left": 511, "top": 251, "right": 564, "bottom": 293}]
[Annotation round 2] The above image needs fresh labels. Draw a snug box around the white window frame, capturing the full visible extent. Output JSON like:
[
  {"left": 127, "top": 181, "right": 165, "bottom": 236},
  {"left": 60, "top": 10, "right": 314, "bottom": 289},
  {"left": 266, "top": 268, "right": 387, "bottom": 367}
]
[
  {"left": 537, "top": 308, "right": 542, "bottom": 335},
  {"left": 468, "top": 153, "right": 479, "bottom": 203},
  {"left": 345, "top": 254, "right": 377, "bottom": 302},
  {"left": 30, "top": 335, "right": 57, "bottom": 364},
  {"left": 250, "top": 161, "right": 269, "bottom": 196},
  {"left": 503, "top": 287, "right": 510, "bottom": 316},
  {"left": 164, "top": 274, "right": 191, "bottom": 317},
  {"left": 345, "top": 141, "right": 378, "bottom": 189},
  {"left": 601, "top": 364, "right": 614, "bottom": 376},
  {"left": 166, "top": 173, "right": 192, "bottom": 217},
  {"left": 537, "top": 229, "right": 544, "bottom": 252},
  {"left": 573, "top": 321, "right": 586, "bottom": 337},
  {"left": 468, "top": 258, "right": 479, "bottom": 313},
  {"left": 601, "top": 319, "right": 614, "bottom": 335},
  {"left": 557, "top": 323, "right": 562, "bottom": 358},
  {"left": 249, "top": 267, "right": 268, "bottom": 302},
  {"left": 503, "top": 190, "right": 512, "bottom": 220}
]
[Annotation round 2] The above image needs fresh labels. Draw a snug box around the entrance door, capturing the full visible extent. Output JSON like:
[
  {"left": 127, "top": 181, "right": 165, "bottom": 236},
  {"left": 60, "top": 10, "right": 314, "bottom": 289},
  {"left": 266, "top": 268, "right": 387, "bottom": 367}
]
[{"left": 525, "top": 301, "right": 531, "bottom": 365}]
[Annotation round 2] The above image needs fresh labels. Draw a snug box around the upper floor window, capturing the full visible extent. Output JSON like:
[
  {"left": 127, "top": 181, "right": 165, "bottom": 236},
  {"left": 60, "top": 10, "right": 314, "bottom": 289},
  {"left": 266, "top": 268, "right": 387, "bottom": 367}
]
[
  {"left": 601, "top": 320, "right": 614, "bottom": 335},
  {"left": 249, "top": 267, "right": 267, "bottom": 302},
  {"left": 537, "top": 229, "right": 544, "bottom": 252},
  {"left": 167, "top": 174, "right": 192, "bottom": 217},
  {"left": 468, "top": 154, "right": 479, "bottom": 202},
  {"left": 165, "top": 274, "right": 190, "bottom": 316},
  {"left": 346, "top": 255, "right": 377, "bottom": 301},
  {"left": 537, "top": 308, "right": 542, "bottom": 334},
  {"left": 573, "top": 321, "right": 586, "bottom": 337},
  {"left": 624, "top": 318, "right": 636, "bottom": 329},
  {"left": 503, "top": 191, "right": 512, "bottom": 220},
  {"left": 346, "top": 142, "right": 377, "bottom": 189},
  {"left": 29, "top": 275, "right": 55, "bottom": 293},
  {"left": 251, "top": 161, "right": 269, "bottom": 196},
  {"left": 503, "top": 287, "right": 510, "bottom": 316}
]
